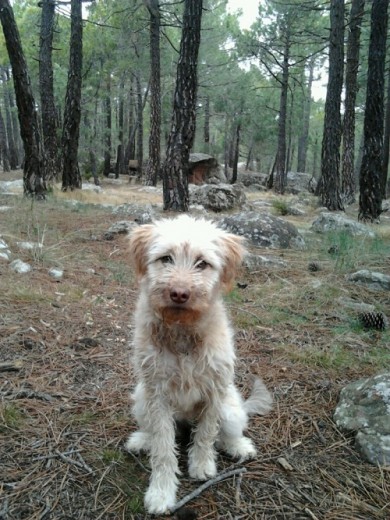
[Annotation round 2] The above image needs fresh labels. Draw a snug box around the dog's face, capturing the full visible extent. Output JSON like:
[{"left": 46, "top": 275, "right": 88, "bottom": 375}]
[{"left": 129, "top": 215, "right": 245, "bottom": 325}]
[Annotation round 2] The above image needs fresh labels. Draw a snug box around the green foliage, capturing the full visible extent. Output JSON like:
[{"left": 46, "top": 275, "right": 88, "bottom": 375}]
[
  {"left": 272, "top": 198, "right": 289, "bottom": 215},
  {"left": 0, "top": 404, "right": 25, "bottom": 431}
]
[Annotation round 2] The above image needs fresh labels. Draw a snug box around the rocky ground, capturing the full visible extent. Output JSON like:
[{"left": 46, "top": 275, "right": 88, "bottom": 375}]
[{"left": 0, "top": 172, "right": 389, "bottom": 519}]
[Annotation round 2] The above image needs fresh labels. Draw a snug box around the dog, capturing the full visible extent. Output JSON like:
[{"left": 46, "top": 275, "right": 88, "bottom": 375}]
[{"left": 125, "top": 215, "right": 272, "bottom": 515}]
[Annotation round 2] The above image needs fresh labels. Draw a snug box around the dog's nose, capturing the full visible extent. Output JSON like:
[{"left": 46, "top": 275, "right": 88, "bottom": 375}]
[{"left": 170, "top": 287, "right": 190, "bottom": 304}]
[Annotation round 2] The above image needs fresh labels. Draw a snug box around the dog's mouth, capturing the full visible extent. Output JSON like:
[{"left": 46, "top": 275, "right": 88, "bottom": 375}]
[{"left": 160, "top": 306, "right": 201, "bottom": 325}]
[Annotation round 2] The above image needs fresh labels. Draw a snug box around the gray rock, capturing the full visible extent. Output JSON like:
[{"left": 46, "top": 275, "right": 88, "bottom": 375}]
[
  {"left": 286, "top": 171, "right": 317, "bottom": 194},
  {"left": 311, "top": 212, "right": 376, "bottom": 237},
  {"left": 334, "top": 373, "right": 390, "bottom": 465},
  {"left": 219, "top": 211, "right": 305, "bottom": 249},
  {"left": 346, "top": 270, "right": 390, "bottom": 291},
  {"left": 336, "top": 297, "right": 375, "bottom": 313},
  {"left": 10, "top": 259, "right": 32, "bottom": 274},
  {"left": 0, "top": 238, "right": 11, "bottom": 261},
  {"left": 244, "top": 252, "right": 287, "bottom": 269},
  {"left": 238, "top": 172, "right": 268, "bottom": 187},
  {"left": 189, "top": 183, "right": 246, "bottom": 212},
  {"left": 16, "top": 241, "right": 43, "bottom": 251},
  {"left": 0, "top": 179, "right": 23, "bottom": 194},
  {"left": 49, "top": 268, "right": 64, "bottom": 279},
  {"left": 112, "top": 203, "right": 157, "bottom": 224},
  {"left": 104, "top": 220, "right": 138, "bottom": 239}
]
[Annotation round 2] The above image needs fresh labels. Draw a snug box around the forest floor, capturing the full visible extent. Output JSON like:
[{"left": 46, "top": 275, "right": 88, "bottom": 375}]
[{"left": 0, "top": 171, "right": 389, "bottom": 520}]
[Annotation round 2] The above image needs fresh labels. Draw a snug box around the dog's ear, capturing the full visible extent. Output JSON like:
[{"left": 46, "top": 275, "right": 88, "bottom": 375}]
[
  {"left": 220, "top": 233, "right": 246, "bottom": 290},
  {"left": 129, "top": 224, "right": 155, "bottom": 278}
]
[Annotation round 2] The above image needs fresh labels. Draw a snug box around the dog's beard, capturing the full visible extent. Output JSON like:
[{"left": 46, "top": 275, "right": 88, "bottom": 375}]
[{"left": 160, "top": 306, "right": 202, "bottom": 326}]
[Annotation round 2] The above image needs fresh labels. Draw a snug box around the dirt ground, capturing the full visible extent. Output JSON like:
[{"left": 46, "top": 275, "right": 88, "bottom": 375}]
[{"left": 0, "top": 172, "right": 389, "bottom": 520}]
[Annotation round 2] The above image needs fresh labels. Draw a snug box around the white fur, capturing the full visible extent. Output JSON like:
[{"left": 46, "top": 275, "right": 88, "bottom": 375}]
[{"left": 124, "top": 215, "right": 272, "bottom": 515}]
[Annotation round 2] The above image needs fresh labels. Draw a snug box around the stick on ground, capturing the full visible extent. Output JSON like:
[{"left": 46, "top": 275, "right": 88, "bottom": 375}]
[{"left": 169, "top": 467, "right": 247, "bottom": 515}]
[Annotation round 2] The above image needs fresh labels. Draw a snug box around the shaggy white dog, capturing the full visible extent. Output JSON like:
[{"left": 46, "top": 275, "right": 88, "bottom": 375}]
[{"left": 125, "top": 215, "right": 272, "bottom": 515}]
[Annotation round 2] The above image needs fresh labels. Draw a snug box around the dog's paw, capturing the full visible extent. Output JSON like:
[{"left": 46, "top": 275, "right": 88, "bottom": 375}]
[
  {"left": 144, "top": 483, "right": 176, "bottom": 515},
  {"left": 124, "top": 431, "right": 150, "bottom": 454},
  {"left": 188, "top": 456, "right": 217, "bottom": 481},
  {"left": 222, "top": 436, "right": 257, "bottom": 460}
]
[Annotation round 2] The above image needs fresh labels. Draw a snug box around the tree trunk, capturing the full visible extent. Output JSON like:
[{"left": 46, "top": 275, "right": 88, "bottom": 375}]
[
  {"left": 359, "top": 0, "right": 388, "bottom": 221},
  {"left": 297, "top": 57, "right": 315, "bottom": 173},
  {"left": 61, "top": 0, "right": 83, "bottom": 191},
  {"left": 135, "top": 71, "right": 143, "bottom": 179},
  {"left": 0, "top": 0, "right": 46, "bottom": 198},
  {"left": 2, "top": 69, "right": 18, "bottom": 169},
  {"left": 230, "top": 122, "right": 240, "bottom": 184},
  {"left": 317, "top": 0, "right": 344, "bottom": 210},
  {"left": 5, "top": 67, "right": 21, "bottom": 166},
  {"left": 115, "top": 78, "right": 125, "bottom": 178},
  {"left": 124, "top": 80, "right": 136, "bottom": 167},
  {"left": 144, "top": 0, "right": 161, "bottom": 186},
  {"left": 204, "top": 95, "right": 210, "bottom": 154},
  {"left": 161, "top": 0, "right": 203, "bottom": 212},
  {"left": 0, "top": 107, "right": 10, "bottom": 171},
  {"left": 39, "top": 0, "right": 59, "bottom": 182},
  {"left": 381, "top": 64, "right": 390, "bottom": 198},
  {"left": 341, "top": 0, "right": 364, "bottom": 204},
  {"left": 103, "top": 76, "right": 111, "bottom": 178},
  {"left": 274, "top": 23, "right": 290, "bottom": 194}
]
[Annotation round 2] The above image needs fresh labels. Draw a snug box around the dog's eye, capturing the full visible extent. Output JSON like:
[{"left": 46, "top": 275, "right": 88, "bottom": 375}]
[
  {"left": 159, "top": 255, "right": 174, "bottom": 264},
  {"left": 195, "top": 260, "right": 209, "bottom": 270}
]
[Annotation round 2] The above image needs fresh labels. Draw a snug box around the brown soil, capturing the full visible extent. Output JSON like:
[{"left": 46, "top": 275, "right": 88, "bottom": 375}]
[{"left": 0, "top": 172, "right": 389, "bottom": 520}]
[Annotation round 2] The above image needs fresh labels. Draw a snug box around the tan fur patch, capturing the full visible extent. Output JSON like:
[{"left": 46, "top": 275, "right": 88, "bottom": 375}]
[
  {"left": 220, "top": 234, "right": 245, "bottom": 290},
  {"left": 160, "top": 307, "right": 202, "bottom": 326},
  {"left": 129, "top": 225, "right": 155, "bottom": 278}
]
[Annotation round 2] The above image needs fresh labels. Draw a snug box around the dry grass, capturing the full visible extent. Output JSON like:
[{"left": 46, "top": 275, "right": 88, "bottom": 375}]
[{"left": 1, "top": 174, "right": 389, "bottom": 520}]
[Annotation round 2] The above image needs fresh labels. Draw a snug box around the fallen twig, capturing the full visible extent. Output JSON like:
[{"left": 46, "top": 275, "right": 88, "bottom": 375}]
[
  {"left": 55, "top": 449, "right": 93, "bottom": 474},
  {"left": 0, "top": 360, "right": 23, "bottom": 372},
  {"left": 169, "top": 467, "right": 247, "bottom": 515}
]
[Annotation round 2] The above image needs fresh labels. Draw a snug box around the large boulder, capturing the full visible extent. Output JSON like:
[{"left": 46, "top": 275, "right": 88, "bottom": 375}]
[
  {"left": 311, "top": 212, "right": 376, "bottom": 237},
  {"left": 189, "top": 183, "right": 246, "bottom": 212},
  {"left": 219, "top": 211, "right": 305, "bottom": 249},
  {"left": 286, "top": 172, "right": 316, "bottom": 194},
  {"left": 112, "top": 202, "right": 158, "bottom": 223},
  {"left": 346, "top": 270, "right": 390, "bottom": 291},
  {"left": 334, "top": 373, "right": 390, "bottom": 465}
]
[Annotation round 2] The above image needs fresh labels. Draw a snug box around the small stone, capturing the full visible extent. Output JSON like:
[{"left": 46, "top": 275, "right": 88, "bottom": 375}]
[
  {"left": 10, "top": 259, "right": 32, "bottom": 274},
  {"left": 49, "top": 268, "right": 64, "bottom": 279}
]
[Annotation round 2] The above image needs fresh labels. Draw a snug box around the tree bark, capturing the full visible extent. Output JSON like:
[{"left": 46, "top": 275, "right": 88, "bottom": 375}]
[
  {"left": 359, "top": 0, "right": 388, "bottom": 221},
  {"left": 274, "top": 21, "right": 290, "bottom": 194},
  {"left": 297, "top": 57, "right": 315, "bottom": 173},
  {"left": 61, "top": 0, "right": 83, "bottom": 191},
  {"left": 115, "top": 78, "right": 125, "bottom": 178},
  {"left": 0, "top": 0, "right": 46, "bottom": 198},
  {"left": 103, "top": 76, "right": 111, "bottom": 178},
  {"left": 381, "top": 63, "right": 390, "bottom": 199},
  {"left": 144, "top": 0, "right": 161, "bottom": 186},
  {"left": 135, "top": 71, "right": 143, "bottom": 179},
  {"left": 161, "top": 0, "right": 203, "bottom": 212},
  {"left": 39, "top": 0, "right": 59, "bottom": 182},
  {"left": 204, "top": 94, "right": 210, "bottom": 154},
  {"left": 317, "top": 0, "right": 344, "bottom": 210},
  {"left": 341, "top": 0, "right": 364, "bottom": 204},
  {"left": 2, "top": 69, "right": 18, "bottom": 169},
  {"left": 230, "top": 122, "right": 240, "bottom": 184},
  {"left": 0, "top": 107, "right": 10, "bottom": 171}
]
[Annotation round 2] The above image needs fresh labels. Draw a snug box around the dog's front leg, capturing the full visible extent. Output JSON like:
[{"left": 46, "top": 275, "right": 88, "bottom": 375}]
[
  {"left": 188, "top": 401, "right": 220, "bottom": 480},
  {"left": 144, "top": 399, "right": 179, "bottom": 515}
]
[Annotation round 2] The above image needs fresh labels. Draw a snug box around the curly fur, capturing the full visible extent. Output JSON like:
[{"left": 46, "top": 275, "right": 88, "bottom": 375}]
[{"left": 124, "top": 215, "right": 272, "bottom": 515}]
